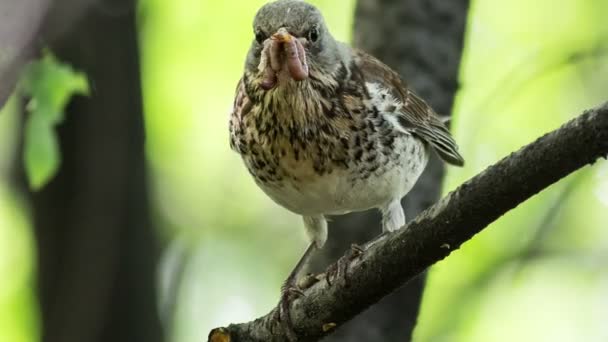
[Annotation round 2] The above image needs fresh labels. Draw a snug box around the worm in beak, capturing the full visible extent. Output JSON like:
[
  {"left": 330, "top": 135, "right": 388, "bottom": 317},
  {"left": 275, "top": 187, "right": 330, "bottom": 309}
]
[{"left": 259, "top": 27, "right": 309, "bottom": 89}]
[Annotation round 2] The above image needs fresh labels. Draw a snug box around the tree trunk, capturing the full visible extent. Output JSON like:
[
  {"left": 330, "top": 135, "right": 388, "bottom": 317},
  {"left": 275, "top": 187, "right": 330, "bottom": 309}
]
[
  {"left": 0, "top": 0, "right": 51, "bottom": 106},
  {"left": 23, "top": 1, "right": 164, "bottom": 341},
  {"left": 311, "top": 1, "right": 470, "bottom": 340}
]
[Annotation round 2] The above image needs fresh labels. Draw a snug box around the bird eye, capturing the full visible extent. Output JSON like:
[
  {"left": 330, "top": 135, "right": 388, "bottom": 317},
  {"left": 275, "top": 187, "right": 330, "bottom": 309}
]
[
  {"left": 308, "top": 27, "right": 319, "bottom": 42},
  {"left": 255, "top": 31, "right": 267, "bottom": 44}
]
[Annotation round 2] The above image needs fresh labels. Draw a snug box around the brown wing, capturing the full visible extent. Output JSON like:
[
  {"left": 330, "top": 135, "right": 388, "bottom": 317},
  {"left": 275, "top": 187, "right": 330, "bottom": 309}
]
[
  {"left": 353, "top": 50, "right": 464, "bottom": 167},
  {"left": 229, "top": 77, "right": 253, "bottom": 153}
]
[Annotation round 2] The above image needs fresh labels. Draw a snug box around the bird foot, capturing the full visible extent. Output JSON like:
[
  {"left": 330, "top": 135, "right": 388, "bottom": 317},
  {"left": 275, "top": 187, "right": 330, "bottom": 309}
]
[
  {"left": 275, "top": 283, "right": 306, "bottom": 341},
  {"left": 326, "top": 243, "right": 365, "bottom": 286},
  {"left": 272, "top": 243, "right": 316, "bottom": 341},
  {"left": 297, "top": 273, "right": 322, "bottom": 290},
  {"left": 350, "top": 243, "right": 365, "bottom": 256}
]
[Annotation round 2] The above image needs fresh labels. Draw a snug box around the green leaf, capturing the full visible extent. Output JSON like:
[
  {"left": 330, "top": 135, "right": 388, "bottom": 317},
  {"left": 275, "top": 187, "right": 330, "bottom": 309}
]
[
  {"left": 19, "top": 51, "right": 89, "bottom": 190},
  {"left": 24, "top": 113, "right": 60, "bottom": 190},
  {"left": 20, "top": 51, "right": 89, "bottom": 123}
]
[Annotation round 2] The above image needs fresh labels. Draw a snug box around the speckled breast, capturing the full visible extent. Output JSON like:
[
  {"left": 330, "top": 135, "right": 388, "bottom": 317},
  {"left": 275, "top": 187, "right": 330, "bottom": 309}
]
[{"left": 238, "top": 120, "right": 429, "bottom": 216}]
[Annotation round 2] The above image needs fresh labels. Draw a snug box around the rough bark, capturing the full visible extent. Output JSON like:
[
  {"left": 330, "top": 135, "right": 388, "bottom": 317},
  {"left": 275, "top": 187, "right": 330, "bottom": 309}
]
[
  {"left": 23, "top": 1, "right": 164, "bottom": 341},
  {"left": 309, "top": 0, "right": 470, "bottom": 340},
  {"left": 209, "top": 102, "right": 608, "bottom": 342}
]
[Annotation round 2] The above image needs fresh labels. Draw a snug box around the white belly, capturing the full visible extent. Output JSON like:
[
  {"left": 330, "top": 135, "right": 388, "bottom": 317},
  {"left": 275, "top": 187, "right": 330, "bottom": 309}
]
[{"left": 257, "top": 135, "right": 429, "bottom": 216}]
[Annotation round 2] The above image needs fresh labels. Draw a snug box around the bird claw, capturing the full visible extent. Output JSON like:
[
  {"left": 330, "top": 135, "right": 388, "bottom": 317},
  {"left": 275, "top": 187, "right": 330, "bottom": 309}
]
[
  {"left": 350, "top": 243, "right": 365, "bottom": 256},
  {"left": 287, "top": 286, "right": 306, "bottom": 298},
  {"left": 325, "top": 263, "right": 337, "bottom": 286},
  {"left": 273, "top": 243, "right": 316, "bottom": 341},
  {"left": 325, "top": 243, "right": 365, "bottom": 286},
  {"left": 276, "top": 284, "right": 304, "bottom": 342},
  {"left": 297, "top": 273, "right": 320, "bottom": 290}
]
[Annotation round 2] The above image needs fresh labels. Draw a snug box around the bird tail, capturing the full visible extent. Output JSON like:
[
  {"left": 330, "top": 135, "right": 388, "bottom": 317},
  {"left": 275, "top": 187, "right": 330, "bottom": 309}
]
[{"left": 414, "top": 123, "right": 465, "bottom": 167}]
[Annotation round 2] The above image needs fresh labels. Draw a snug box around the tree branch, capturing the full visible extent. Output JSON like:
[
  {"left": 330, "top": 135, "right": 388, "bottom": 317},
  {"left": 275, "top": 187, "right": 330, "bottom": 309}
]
[{"left": 209, "top": 102, "right": 608, "bottom": 342}]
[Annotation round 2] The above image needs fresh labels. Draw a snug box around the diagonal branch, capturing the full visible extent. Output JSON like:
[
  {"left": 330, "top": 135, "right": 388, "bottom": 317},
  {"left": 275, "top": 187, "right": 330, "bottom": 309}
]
[{"left": 209, "top": 102, "right": 608, "bottom": 342}]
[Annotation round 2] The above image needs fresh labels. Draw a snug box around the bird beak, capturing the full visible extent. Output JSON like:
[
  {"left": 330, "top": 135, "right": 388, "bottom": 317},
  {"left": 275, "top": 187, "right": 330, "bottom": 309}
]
[{"left": 272, "top": 27, "right": 293, "bottom": 43}]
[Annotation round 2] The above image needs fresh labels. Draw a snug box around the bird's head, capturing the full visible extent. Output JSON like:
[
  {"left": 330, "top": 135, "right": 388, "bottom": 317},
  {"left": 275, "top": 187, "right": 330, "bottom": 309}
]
[{"left": 245, "top": 0, "right": 342, "bottom": 90}]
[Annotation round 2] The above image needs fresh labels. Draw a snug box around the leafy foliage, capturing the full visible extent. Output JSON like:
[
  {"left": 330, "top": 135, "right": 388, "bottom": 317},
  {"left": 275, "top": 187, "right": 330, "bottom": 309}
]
[{"left": 18, "top": 52, "right": 89, "bottom": 190}]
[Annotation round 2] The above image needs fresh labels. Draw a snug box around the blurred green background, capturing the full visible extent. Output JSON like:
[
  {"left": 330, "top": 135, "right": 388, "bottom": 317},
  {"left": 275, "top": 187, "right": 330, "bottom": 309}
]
[{"left": 1, "top": 0, "right": 607, "bottom": 341}]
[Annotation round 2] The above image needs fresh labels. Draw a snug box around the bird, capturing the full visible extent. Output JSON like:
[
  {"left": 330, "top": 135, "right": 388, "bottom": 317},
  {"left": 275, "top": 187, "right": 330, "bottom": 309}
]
[{"left": 229, "top": 0, "right": 464, "bottom": 338}]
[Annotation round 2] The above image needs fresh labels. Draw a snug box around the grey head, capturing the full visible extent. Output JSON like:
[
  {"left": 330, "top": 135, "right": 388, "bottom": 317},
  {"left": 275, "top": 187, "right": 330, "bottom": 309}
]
[{"left": 245, "top": 0, "right": 343, "bottom": 82}]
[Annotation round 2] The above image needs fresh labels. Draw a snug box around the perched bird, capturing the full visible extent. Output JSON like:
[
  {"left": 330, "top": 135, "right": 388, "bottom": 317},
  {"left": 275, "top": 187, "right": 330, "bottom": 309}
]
[{"left": 229, "top": 0, "right": 464, "bottom": 337}]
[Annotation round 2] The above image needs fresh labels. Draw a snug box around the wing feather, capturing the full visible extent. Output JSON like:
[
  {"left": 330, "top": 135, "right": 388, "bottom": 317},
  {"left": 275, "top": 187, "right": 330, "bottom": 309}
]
[{"left": 353, "top": 50, "right": 464, "bottom": 166}]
